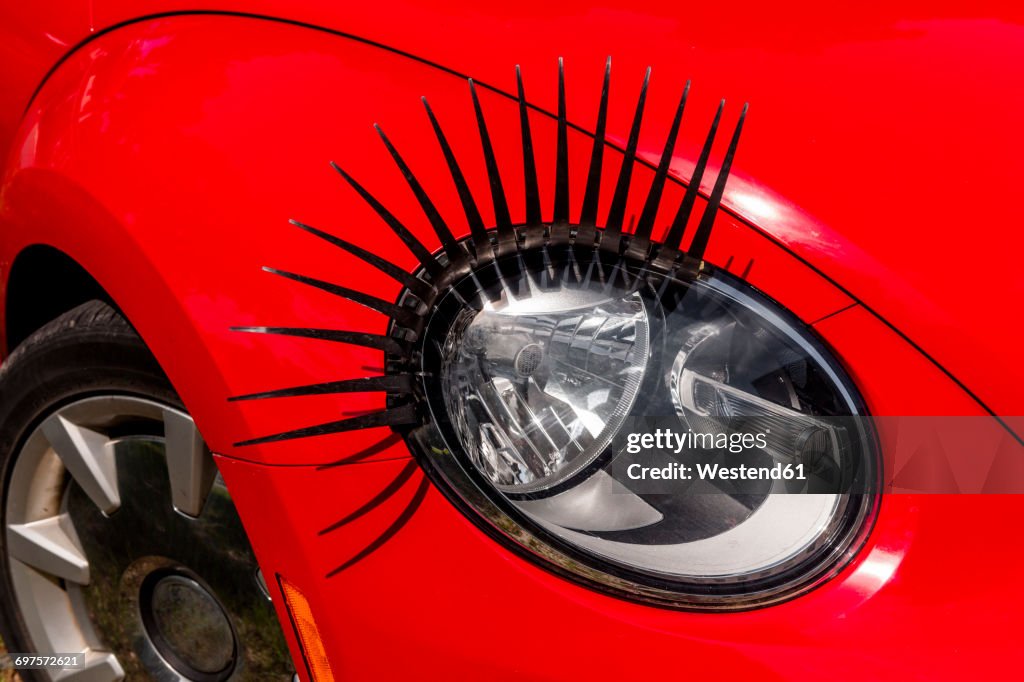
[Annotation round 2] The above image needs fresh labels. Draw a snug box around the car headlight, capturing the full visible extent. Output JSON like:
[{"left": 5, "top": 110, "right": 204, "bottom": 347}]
[{"left": 414, "top": 254, "right": 878, "bottom": 609}]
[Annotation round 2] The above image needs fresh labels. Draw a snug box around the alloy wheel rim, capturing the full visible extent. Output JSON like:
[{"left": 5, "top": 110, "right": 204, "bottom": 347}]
[{"left": 3, "top": 395, "right": 291, "bottom": 680}]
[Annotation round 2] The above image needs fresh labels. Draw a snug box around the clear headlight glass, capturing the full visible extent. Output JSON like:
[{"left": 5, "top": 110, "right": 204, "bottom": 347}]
[
  {"left": 415, "top": 253, "right": 878, "bottom": 609},
  {"left": 442, "top": 287, "right": 649, "bottom": 493}
]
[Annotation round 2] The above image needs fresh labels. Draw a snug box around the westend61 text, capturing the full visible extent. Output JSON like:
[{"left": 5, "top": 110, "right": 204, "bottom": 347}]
[{"left": 626, "top": 462, "right": 806, "bottom": 481}]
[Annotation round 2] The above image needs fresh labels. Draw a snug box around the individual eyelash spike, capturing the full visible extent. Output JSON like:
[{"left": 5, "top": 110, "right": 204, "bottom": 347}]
[
  {"left": 421, "top": 97, "right": 493, "bottom": 261},
  {"left": 657, "top": 99, "right": 725, "bottom": 257},
  {"left": 687, "top": 102, "right": 747, "bottom": 261},
  {"left": 604, "top": 66, "right": 652, "bottom": 249},
  {"left": 289, "top": 219, "right": 433, "bottom": 300},
  {"left": 634, "top": 81, "right": 690, "bottom": 242},
  {"left": 553, "top": 57, "right": 570, "bottom": 226},
  {"left": 317, "top": 433, "right": 404, "bottom": 469},
  {"left": 330, "top": 162, "right": 443, "bottom": 279},
  {"left": 319, "top": 459, "right": 419, "bottom": 535},
  {"left": 469, "top": 79, "right": 515, "bottom": 256},
  {"left": 580, "top": 57, "right": 612, "bottom": 227},
  {"left": 373, "top": 125, "right": 462, "bottom": 264},
  {"left": 325, "top": 476, "right": 429, "bottom": 577},
  {"left": 229, "top": 326, "right": 404, "bottom": 354},
  {"left": 263, "top": 267, "right": 421, "bottom": 329},
  {"left": 229, "top": 374, "right": 413, "bottom": 402},
  {"left": 234, "top": 404, "right": 419, "bottom": 447},
  {"left": 516, "top": 65, "right": 542, "bottom": 230}
]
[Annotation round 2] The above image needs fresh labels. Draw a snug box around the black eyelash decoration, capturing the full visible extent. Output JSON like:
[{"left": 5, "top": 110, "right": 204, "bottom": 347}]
[
  {"left": 329, "top": 163, "right": 444, "bottom": 279},
  {"left": 603, "top": 66, "right": 651, "bottom": 252},
  {"left": 235, "top": 60, "right": 746, "bottom": 444},
  {"left": 229, "top": 375, "right": 413, "bottom": 402},
  {"left": 688, "top": 102, "right": 748, "bottom": 261},
  {"left": 580, "top": 57, "right": 611, "bottom": 230},
  {"left": 469, "top": 79, "right": 516, "bottom": 257},
  {"left": 231, "top": 60, "right": 746, "bottom": 575},
  {"left": 230, "top": 326, "right": 406, "bottom": 353},
  {"left": 552, "top": 58, "right": 572, "bottom": 226},
  {"left": 655, "top": 99, "right": 725, "bottom": 267},
  {"left": 234, "top": 404, "right": 419, "bottom": 447},
  {"left": 516, "top": 65, "right": 542, "bottom": 233},
  {"left": 325, "top": 476, "right": 430, "bottom": 577},
  {"left": 262, "top": 267, "right": 424, "bottom": 329},
  {"left": 289, "top": 219, "right": 434, "bottom": 300},
  {"left": 422, "top": 97, "right": 492, "bottom": 261},
  {"left": 632, "top": 80, "right": 689, "bottom": 248},
  {"left": 316, "top": 432, "right": 405, "bottom": 469},
  {"left": 373, "top": 124, "right": 462, "bottom": 264},
  {"left": 319, "top": 459, "right": 419, "bottom": 535}
]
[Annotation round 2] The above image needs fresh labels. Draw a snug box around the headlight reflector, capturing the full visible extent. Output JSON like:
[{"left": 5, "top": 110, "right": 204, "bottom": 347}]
[{"left": 442, "top": 287, "right": 649, "bottom": 493}]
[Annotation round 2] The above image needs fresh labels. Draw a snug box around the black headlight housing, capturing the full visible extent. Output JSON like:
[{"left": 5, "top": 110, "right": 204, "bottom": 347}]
[{"left": 403, "top": 244, "right": 879, "bottom": 610}]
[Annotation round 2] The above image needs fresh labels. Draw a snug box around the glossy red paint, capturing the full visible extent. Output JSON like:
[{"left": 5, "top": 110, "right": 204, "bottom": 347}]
[
  {"left": 216, "top": 461, "right": 1024, "bottom": 679},
  {"left": 1, "top": 14, "right": 860, "bottom": 465},
  {"left": 1, "top": 3, "right": 1023, "bottom": 679},
  {"left": 211, "top": 300, "right": 1023, "bottom": 679},
  {"left": 78, "top": 0, "right": 1024, "bottom": 419},
  {"left": 0, "top": 3, "right": 90, "bottom": 166}
]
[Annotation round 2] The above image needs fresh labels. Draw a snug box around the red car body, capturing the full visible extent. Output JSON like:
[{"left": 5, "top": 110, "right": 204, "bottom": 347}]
[{"left": 2, "top": 1, "right": 1023, "bottom": 678}]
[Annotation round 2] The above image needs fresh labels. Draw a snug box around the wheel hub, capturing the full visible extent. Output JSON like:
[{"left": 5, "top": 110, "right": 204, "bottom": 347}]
[{"left": 140, "top": 569, "right": 237, "bottom": 680}]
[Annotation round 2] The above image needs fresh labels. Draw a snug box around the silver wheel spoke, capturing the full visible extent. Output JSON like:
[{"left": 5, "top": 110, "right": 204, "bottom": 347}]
[
  {"left": 41, "top": 415, "right": 120, "bottom": 514},
  {"left": 7, "top": 514, "right": 90, "bottom": 585},
  {"left": 163, "top": 408, "right": 218, "bottom": 517},
  {"left": 55, "top": 650, "right": 124, "bottom": 681}
]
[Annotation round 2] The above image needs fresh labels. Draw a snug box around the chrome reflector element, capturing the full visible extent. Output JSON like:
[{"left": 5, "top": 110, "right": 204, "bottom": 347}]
[{"left": 442, "top": 286, "right": 649, "bottom": 492}]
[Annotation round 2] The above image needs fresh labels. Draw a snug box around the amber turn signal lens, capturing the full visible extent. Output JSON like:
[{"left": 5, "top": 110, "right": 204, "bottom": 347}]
[{"left": 279, "top": 575, "right": 335, "bottom": 682}]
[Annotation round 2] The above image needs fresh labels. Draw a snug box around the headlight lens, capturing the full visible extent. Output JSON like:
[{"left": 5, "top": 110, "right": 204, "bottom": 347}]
[
  {"left": 415, "top": 253, "right": 878, "bottom": 609},
  {"left": 443, "top": 287, "right": 649, "bottom": 493}
]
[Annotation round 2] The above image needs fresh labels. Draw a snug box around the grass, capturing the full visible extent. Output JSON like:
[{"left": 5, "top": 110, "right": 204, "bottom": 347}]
[{"left": 0, "top": 634, "right": 22, "bottom": 681}]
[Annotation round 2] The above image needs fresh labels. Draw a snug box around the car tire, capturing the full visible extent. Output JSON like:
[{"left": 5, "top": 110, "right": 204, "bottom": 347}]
[{"left": 0, "top": 300, "right": 292, "bottom": 681}]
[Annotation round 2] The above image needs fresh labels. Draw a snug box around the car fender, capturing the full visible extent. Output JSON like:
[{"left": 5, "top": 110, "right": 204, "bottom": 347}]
[{"left": 1, "top": 13, "right": 862, "bottom": 466}]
